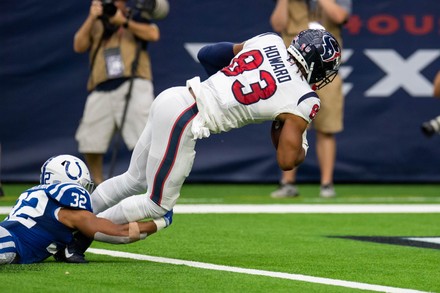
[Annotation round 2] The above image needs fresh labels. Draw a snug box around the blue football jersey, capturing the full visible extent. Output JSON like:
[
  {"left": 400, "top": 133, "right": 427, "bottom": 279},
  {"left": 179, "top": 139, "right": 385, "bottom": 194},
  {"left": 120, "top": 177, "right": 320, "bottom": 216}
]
[{"left": 0, "top": 183, "right": 92, "bottom": 264}]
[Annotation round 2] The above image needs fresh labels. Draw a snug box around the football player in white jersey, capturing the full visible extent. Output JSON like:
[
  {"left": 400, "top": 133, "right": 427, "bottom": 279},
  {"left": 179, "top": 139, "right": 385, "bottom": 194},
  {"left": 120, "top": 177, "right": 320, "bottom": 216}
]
[
  {"left": 62, "top": 29, "right": 341, "bottom": 261},
  {"left": 0, "top": 155, "right": 172, "bottom": 264}
]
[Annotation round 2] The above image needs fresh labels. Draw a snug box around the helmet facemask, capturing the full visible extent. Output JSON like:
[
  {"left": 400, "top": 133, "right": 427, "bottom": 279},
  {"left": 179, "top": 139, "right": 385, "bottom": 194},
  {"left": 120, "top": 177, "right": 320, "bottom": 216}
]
[
  {"left": 78, "top": 178, "right": 95, "bottom": 194},
  {"left": 313, "top": 68, "right": 339, "bottom": 90}
]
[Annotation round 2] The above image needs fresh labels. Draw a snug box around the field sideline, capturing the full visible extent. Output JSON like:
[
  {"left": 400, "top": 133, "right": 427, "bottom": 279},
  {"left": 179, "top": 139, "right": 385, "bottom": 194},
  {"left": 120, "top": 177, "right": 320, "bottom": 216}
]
[{"left": 0, "top": 183, "right": 439, "bottom": 292}]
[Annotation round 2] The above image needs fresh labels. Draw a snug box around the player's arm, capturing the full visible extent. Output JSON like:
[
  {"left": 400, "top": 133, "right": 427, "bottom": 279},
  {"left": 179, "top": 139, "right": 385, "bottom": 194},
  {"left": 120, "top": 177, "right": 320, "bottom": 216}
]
[
  {"left": 58, "top": 208, "right": 157, "bottom": 244},
  {"left": 197, "top": 42, "right": 244, "bottom": 76},
  {"left": 109, "top": 10, "right": 160, "bottom": 42},
  {"left": 275, "top": 113, "right": 308, "bottom": 170}
]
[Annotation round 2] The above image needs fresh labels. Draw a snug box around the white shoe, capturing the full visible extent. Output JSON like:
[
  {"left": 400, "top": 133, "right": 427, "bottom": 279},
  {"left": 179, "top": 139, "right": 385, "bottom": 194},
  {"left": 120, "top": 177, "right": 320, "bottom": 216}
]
[
  {"left": 320, "top": 184, "right": 336, "bottom": 198},
  {"left": 271, "top": 183, "right": 299, "bottom": 198}
]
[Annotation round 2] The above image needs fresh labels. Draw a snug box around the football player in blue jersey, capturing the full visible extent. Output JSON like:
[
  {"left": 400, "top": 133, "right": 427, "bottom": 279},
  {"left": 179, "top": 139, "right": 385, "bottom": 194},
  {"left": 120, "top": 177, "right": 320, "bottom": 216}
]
[{"left": 0, "top": 155, "right": 173, "bottom": 264}]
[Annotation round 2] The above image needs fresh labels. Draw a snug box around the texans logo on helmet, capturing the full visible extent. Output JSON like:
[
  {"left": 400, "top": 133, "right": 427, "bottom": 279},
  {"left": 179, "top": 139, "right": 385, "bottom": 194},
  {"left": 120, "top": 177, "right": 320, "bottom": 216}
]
[{"left": 321, "top": 34, "right": 341, "bottom": 62}]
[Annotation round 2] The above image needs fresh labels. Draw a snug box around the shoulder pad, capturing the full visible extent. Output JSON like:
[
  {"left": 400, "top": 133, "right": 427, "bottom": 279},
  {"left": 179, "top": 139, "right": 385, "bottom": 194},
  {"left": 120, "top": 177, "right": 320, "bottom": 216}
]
[{"left": 45, "top": 183, "right": 93, "bottom": 212}]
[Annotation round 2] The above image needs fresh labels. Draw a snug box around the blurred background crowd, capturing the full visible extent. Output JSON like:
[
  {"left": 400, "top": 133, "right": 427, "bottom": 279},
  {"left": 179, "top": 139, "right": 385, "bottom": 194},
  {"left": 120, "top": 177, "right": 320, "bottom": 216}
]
[{"left": 1, "top": 0, "right": 440, "bottom": 189}]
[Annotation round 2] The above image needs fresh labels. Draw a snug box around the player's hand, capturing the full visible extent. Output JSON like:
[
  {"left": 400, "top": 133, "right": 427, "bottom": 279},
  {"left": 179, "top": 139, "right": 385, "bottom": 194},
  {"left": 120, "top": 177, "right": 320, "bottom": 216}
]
[
  {"left": 109, "top": 9, "right": 127, "bottom": 26},
  {"left": 90, "top": 0, "right": 103, "bottom": 19}
]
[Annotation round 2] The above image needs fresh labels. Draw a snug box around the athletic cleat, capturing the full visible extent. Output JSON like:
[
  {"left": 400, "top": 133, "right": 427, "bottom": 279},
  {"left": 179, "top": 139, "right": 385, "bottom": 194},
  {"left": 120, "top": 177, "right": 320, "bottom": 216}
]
[
  {"left": 270, "top": 183, "right": 299, "bottom": 198},
  {"left": 320, "top": 184, "right": 336, "bottom": 198},
  {"left": 54, "top": 246, "right": 88, "bottom": 264},
  {"left": 163, "top": 209, "right": 173, "bottom": 227},
  {"left": 54, "top": 232, "right": 93, "bottom": 263}
]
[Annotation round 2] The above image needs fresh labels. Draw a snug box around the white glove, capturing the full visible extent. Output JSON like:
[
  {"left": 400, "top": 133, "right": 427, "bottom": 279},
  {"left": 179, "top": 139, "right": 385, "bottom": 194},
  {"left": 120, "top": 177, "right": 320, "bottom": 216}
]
[
  {"left": 302, "top": 130, "right": 309, "bottom": 156},
  {"left": 191, "top": 114, "right": 210, "bottom": 139}
]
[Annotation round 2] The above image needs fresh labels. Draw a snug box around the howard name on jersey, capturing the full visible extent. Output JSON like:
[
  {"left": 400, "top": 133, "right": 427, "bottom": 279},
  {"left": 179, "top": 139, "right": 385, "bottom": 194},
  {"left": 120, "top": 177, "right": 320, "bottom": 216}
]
[
  {"left": 0, "top": 183, "right": 92, "bottom": 264},
  {"left": 191, "top": 32, "right": 320, "bottom": 134}
]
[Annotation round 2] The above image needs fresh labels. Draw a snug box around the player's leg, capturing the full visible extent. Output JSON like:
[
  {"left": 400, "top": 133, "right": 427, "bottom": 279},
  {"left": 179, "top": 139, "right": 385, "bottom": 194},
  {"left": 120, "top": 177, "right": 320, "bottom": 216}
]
[
  {"left": 60, "top": 88, "right": 195, "bottom": 262},
  {"left": 0, "top": 226, "right": 18, "bottom": 264},
  {"left": 145, "top": 86, "right": 197, "bottom": 213},
  {"left": 97, "top": 87, "right": 197, "bottom": 223},
  {"left": 91, "top": 110, "right": 153, "bottom": 214}
]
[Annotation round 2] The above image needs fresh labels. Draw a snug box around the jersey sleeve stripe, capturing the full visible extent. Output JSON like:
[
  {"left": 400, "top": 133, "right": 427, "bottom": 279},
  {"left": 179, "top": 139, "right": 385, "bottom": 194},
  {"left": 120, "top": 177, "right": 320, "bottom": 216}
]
[
  {"left": 150, "top": 103, "right": 198, "bottom": 206},
  {"left": 297, "top": 91, "right": 319, "bottom": 106}
]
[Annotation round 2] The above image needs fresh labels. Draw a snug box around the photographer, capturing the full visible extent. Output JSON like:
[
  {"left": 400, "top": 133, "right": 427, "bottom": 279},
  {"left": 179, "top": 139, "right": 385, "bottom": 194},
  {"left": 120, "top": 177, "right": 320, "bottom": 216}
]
[
  {"left": 269, "top": 0, "right": 351, "bottom": 198},
  {"left": 74, "top": 0, "right": 164, "bottom": 184},
  {"left": 421, "top": 71, "right": 440, "bottom": 137}
]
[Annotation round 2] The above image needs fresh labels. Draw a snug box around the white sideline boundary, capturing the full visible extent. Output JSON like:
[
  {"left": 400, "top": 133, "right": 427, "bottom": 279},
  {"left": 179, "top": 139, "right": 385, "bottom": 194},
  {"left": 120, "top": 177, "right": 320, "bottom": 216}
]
[
  {"left": 173, "top": 204, "right": 440, "bottom": 213},
  {"left": 88, "top": 248, "right": 428, "bottom": 293},
  {"left": 2, "top": 204, "right": 440, "bottom": 215}
]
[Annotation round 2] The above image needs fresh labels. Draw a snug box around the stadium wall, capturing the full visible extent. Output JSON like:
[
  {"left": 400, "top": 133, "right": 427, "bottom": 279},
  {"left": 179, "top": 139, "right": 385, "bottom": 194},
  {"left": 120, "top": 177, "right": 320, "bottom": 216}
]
[{"left": 1, "top": 0, "right": 440, "bottom": 183}]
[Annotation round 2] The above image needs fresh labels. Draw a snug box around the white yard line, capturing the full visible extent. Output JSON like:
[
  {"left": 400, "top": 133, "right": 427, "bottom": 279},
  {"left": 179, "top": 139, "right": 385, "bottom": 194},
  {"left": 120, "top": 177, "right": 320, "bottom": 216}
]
[
  {"left": 2, "top": 204, "right": 440, "bottom": 215},
  {"left": 88, "top": 248, "right": 428, "bottom": 293},
  {"left": 173, "top": 204, "right": 440, "bottom": 213}
]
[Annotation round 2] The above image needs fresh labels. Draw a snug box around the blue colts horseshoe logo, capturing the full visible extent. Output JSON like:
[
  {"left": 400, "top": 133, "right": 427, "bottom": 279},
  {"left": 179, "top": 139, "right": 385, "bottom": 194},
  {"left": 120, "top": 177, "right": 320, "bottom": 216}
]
[{"left": 64, "top": 161, "right": 82, "bottom": 180}]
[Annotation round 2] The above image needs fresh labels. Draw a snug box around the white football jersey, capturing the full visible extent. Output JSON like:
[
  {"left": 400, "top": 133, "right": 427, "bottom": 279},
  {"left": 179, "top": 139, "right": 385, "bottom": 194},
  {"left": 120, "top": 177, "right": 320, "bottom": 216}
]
[{"left": 188, "top": 33, "right": 320, "bottom": 134}]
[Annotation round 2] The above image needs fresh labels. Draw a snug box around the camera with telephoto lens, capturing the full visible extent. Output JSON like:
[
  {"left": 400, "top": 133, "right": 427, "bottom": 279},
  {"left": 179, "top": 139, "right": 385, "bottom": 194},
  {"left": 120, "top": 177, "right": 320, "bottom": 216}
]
[
  {"left": 136, "top": 0, "right": 169, "bottom": 20},
  {"left": 100, "top": 0, "right": 169, "bottom": 20},
  {"left": 421, "top": 115, "right": 440, "bottom": 137},
  {"left": 101, "top": 0, "right": 118, "bottom": 17}
]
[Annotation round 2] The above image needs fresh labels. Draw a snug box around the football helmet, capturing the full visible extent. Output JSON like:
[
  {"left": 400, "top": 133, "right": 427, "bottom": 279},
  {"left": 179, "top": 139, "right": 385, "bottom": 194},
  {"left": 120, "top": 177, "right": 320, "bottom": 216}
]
[
  {"left": 287, "top": 29, "right": 341, "bottom": 90},
  {"left": 40, "top": 155, "right": 94, "bottom": 193}
]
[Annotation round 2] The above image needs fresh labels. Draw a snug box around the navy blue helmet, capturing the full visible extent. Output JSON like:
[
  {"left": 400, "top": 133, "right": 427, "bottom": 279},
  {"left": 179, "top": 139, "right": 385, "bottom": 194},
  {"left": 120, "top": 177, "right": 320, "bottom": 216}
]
[{"left": 288, "top": 29, "right": 341, "bottom": 90}]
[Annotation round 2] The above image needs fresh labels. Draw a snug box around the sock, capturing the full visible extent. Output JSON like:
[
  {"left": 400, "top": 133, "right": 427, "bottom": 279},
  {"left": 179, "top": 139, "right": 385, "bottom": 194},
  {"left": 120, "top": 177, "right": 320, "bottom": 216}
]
[{"left": 153, "top": 218, "right": 167, "bottom": 231}]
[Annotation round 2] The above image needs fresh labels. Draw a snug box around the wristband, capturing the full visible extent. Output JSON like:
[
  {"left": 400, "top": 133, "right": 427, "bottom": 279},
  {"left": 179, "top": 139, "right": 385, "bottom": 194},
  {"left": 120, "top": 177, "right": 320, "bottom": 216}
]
[
  {"left": 302, "top": 130, "right": 309, "bottom": 156},
  {"left": 128, "top": 222, "right": 140, "bottom": 241},
  {"left": 153, "top": 218, "right": 167, "bottom": 231}
]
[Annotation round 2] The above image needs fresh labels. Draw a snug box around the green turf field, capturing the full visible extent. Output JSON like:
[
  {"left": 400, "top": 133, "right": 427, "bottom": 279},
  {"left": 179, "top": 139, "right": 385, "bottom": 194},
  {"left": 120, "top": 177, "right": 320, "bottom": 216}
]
[{"left": 0, "top": 183, "right": 439, "bottom": 292}]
